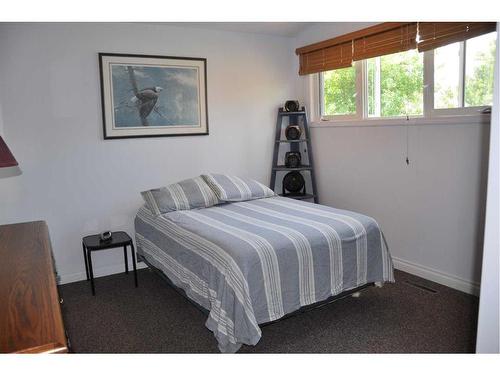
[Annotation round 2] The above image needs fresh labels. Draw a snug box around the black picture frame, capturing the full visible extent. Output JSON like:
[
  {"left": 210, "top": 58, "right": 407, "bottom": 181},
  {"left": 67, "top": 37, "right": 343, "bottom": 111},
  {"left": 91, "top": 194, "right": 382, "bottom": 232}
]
[{"left": 98, "top": 53, "right": 209, "bottom": 139}]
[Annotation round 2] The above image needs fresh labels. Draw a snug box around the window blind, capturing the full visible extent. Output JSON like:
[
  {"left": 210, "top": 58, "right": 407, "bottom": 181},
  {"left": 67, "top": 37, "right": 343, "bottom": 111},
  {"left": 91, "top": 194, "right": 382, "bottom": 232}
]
[
  {"left": 298, "top": 41, "right": 353, "bottom": 75},
  {"left": 352, "top": 23, "right": 417, "bottom": 61},
  {"left": 296, "top": 23, "right": 416, "bottom": 75},
  {"left": 417, "top": 22, "right": 497, "bottom": 51},
  {"left": 296, "top": 22, "right": 497, "bottom": 75}
]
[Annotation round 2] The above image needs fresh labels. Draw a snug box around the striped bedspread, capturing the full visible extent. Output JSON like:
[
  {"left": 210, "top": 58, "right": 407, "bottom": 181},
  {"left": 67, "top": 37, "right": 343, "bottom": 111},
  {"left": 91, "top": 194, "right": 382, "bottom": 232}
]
[{"left": 135, "top": 196, "right": 394, "bottom": 353}]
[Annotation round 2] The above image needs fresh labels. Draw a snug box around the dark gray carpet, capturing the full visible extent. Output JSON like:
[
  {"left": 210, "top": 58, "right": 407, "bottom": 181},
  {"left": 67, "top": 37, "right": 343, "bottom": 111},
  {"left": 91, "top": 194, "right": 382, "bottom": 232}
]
[{"left": 59, "top": 269, "right": 478, "bottom": 353}]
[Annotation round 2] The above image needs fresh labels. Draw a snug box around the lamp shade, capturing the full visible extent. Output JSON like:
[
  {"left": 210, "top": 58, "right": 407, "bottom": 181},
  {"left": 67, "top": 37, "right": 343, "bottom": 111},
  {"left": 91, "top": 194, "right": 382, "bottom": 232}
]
[{"left": 0, "top": 136, "right": 18, "bottom": 168}]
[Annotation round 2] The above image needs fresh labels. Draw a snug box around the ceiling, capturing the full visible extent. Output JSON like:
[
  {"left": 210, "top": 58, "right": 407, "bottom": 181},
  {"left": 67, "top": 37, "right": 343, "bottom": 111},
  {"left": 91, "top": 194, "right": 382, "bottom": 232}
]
[{"left": 166, "top": 22, "right": 315, "bottom": 37}]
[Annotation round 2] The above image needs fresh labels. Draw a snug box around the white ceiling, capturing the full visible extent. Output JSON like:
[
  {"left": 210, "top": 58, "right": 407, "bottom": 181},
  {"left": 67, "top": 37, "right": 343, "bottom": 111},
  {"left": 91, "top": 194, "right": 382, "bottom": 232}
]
[{"left": 166, "top": 22, "right": 315, "bottom": 37}]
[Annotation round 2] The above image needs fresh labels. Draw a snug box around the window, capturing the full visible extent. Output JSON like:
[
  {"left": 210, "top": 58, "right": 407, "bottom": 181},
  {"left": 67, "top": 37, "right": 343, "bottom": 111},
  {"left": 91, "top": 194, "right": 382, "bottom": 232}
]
[
  {"left": 367, "top": 50, "right": 423, "bottom": 117},
  {"left": 318, "top": 31, "right": 496, "bottom": 121},
  {"left": 321, "top": 66, "right": 356, "bottom": 116},
  {"left": 434, "top": 42, "right": 462, "bottom": 109},
  {"left": 465, "top": 32, "right": 496, "bottom": 107},
  {"left": 434, "top": 32, "right": 496, "bottom": 110}
]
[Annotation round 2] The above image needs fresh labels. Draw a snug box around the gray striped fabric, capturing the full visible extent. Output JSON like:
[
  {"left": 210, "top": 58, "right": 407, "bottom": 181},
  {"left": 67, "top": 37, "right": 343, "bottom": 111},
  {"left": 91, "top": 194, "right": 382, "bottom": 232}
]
[
  {"left": 135, "top": 196, "right": 394, "bottom": 353},
  {"left": 202, "top": 174, "right": 276, "bottom": 202},
  {"left": 141, "top": 176, "right": 220, "bottom": 215}
]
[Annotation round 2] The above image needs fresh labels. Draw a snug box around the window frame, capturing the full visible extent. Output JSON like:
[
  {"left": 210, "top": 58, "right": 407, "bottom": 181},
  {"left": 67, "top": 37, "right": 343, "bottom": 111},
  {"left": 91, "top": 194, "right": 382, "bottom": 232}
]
[
  {"left": 318, "top": 63, "right": 363, "bottom": 122},
  {"left": 316, "top": 36, "right": 494, "bottom": 123},
  {"left": 362, "top": 53, "right": 425, "bottom": 120},
  {"left": 429, "top": 39, "right": 493, "bottom": 117}
]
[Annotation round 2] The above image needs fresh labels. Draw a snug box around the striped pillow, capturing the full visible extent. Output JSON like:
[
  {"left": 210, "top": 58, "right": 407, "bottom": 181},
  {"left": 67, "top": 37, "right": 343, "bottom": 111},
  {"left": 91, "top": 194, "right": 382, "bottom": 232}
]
[
  {"left": 202, "top": 174, "right": 276, "bottom": 202},
  {"left": 141, "top": 176, "right": 220, "bottom": 215}
]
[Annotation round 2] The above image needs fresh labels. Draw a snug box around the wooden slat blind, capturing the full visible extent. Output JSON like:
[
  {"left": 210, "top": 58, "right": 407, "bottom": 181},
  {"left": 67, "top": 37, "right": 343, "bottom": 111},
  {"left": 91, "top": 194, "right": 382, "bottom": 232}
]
[
  {"left": 296, "top": 22, "right": 497, "bottom": 75},
  {"left": 417, "top": 22, "right": 497, "bottom": 51},
  {"left": 299, "top": 41, "right": 353, "bottom": 75},
  {"left": 296, "top": 23, "right": 416, "bottom": 75},
  {"left": 352, "top": 23, "right": 417, "bottom": 61}
]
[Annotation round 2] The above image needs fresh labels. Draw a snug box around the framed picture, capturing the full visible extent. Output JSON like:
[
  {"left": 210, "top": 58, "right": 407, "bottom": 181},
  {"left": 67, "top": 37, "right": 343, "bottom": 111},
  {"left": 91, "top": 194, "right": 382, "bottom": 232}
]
[{"left": 99, "top": 53, "right": 208, "bottom": 139}]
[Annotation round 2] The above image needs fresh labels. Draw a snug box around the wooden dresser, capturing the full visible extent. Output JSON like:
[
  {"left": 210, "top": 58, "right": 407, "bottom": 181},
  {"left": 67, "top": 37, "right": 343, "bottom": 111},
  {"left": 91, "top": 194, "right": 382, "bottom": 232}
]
[{"left": 0, "top": 221, "right": 68, "bottom": 353}]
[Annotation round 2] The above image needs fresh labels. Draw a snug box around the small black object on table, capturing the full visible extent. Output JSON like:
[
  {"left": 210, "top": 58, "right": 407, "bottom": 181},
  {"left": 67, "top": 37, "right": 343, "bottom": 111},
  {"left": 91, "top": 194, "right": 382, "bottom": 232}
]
[{"left": 82, "top": 231, "right": 138, "bottom": 295}]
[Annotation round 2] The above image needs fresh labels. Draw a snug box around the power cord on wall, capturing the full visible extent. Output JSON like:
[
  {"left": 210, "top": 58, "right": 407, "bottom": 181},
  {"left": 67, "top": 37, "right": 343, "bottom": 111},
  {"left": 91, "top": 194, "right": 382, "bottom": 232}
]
[{"left": 405, "top": 114, "right": 410, "bottom": 165}]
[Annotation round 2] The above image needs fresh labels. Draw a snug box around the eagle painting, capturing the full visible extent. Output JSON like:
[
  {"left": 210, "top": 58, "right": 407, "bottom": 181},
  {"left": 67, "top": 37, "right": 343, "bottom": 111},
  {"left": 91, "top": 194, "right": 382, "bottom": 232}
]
[
  {"left": 130, "top": 86, "right": 163, "bottom": 119},
  {"left": 111, "top": 63, "right": 199, "bottom": 128}
]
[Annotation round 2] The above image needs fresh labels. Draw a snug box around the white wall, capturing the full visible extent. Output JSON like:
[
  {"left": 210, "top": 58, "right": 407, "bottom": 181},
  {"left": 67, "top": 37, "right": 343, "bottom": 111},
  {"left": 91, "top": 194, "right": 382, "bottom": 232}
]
[
  {"left": 0, "top": 22, "right": 491, "bottom": 295},
  {"left": 476, "top": 25, "right": 499, "bottom": 353},
  {"left": 0, "top": 102, "right": 4, "bottom": 135},
  {"left": 0, "top": 23, "right": 296, "bottom": 283},
  {"left": 293, "top": 23, "right": 490, "bottom": 294},
  {"left": 0, "top": 71, "right": 4, "bottom": 135}
]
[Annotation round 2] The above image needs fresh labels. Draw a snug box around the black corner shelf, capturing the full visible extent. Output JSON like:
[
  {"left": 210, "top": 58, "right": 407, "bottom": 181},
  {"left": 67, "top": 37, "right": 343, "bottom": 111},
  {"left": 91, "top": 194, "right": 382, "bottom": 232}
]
[
  {"left": 273, "top": 165, "right": 313, "bottom": 171},
  {"left": 278, "top": 111, "right": 306, "bottom": 116},
  {"left": 275, "top": 139, "right": 308, "bottom": 143},
  {"left": 270, "top": 106, "right": 318, "bottom": 204},
  {"left": 279, "top": 193, "right": 316, "bottom": 200}
]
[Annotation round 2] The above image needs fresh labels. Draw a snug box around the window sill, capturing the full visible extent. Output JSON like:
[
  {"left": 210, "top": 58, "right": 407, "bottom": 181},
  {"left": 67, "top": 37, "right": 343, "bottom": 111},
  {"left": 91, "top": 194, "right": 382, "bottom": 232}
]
[{"left": 310, "top": 113, "right": 491, "bottom": 128}]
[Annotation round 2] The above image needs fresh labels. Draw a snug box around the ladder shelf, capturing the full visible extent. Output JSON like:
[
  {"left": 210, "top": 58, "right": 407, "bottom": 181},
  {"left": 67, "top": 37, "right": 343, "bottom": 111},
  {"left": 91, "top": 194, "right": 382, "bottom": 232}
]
[{"left": 270, "top": 106, "right": 318, "bottom": 204}]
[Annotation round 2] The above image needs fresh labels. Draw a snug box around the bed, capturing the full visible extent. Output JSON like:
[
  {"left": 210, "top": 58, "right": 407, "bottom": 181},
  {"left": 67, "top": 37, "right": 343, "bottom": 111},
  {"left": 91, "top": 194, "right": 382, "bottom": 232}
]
[{"left": 134, "top": 183, "right": 394, "bottom": 353}]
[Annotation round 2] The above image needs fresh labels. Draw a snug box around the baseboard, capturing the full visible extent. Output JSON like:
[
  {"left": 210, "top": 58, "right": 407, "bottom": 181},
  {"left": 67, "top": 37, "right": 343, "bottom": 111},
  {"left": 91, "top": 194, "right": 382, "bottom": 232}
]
[
  {"left": 392, "top": 256, "right": 480, "bottom": 296},
  {"left": 59, "top": 262, "right": 148, "bottom": 285}
]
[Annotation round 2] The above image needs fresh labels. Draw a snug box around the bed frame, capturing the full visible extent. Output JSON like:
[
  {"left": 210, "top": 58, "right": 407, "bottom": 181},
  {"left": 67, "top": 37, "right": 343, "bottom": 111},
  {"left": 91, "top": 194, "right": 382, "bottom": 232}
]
[{"left": 138, "top": 254, "right": 376, "bottom": 328}]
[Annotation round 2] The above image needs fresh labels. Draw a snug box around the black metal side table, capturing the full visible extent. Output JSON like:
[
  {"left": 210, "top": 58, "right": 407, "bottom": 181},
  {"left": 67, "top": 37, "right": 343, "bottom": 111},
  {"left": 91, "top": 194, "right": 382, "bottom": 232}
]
[{"left": 82, "top": 231, "right": 138, "bottom": 295}]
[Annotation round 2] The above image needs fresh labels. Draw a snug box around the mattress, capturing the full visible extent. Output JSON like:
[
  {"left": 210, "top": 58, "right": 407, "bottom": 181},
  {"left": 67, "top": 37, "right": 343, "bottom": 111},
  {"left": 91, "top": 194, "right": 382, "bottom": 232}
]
[{"left": 134, "top": 196, "right": 394, "bottom": 352}]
